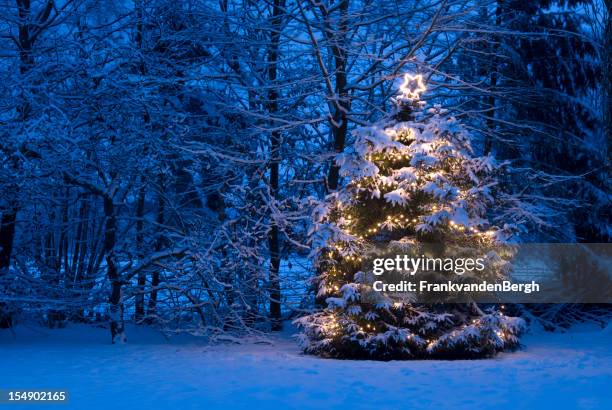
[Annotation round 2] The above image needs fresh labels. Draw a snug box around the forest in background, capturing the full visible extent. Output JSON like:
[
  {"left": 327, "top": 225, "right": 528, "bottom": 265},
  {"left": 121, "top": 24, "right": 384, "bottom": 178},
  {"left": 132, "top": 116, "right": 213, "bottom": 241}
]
[{"left": 0, "top": 0, "right": 610, "bottom": 339}]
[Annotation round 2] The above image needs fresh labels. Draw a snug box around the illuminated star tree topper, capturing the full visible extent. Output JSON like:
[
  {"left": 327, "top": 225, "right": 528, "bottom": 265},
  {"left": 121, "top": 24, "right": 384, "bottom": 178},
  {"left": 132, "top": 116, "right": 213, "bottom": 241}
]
[{"left": 399, "top": 73, "right": 427, "bottom": 100}]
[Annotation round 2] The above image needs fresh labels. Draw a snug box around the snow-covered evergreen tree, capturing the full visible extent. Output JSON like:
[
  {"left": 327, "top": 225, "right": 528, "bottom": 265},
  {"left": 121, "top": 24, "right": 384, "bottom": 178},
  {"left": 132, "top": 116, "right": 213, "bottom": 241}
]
[{"left": 296, "top": 74, "right": 525, "bottom": 360}]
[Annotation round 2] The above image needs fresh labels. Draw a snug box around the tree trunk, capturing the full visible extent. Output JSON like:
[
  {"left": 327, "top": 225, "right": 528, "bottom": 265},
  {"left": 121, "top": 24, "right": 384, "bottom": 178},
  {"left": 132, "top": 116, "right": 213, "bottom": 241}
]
[
  {"left": 0, "top": 0, "right": 54, "bottom": 329},
  {"left": 483, "top": 0, "right": 503, "bottom": 156},
  {"left": 103, "top": 196, "right": 124, "bottom": 343},
  {"left": 326, "top": 0, "right": 350, "bottom": 191},
  {"left": 0, "top": 210, "right": 17, "bottom": 329},
  {"left": 0, "top": 0, "right": 35, "bottom": 328},
  {"left": 0, "top": 211, "right": 17, "bottom": 273},
  {"left": 72, "top": 197, "right": 89, "bottom": 283},
  {"left": 267, "top": 0, "right": 285, "bottom": 331},
  {"left": 604, "top": 0, "right": 612, "bottom": 165},
  {"left": 147, "top": 185, "right": 165, "bottom": 320},
  {"left": 134, "top": 185, "right": 146, "bottom": 323},
  {"left": 134, "top": 1, "right": 150, "bottom": 324}
]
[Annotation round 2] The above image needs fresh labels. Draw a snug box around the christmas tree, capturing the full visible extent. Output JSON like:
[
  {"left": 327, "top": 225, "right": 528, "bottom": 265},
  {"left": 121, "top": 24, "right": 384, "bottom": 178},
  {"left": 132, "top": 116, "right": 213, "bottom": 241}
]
[{"left": 296, "top": 74, "right": 525, "bottom": 360}]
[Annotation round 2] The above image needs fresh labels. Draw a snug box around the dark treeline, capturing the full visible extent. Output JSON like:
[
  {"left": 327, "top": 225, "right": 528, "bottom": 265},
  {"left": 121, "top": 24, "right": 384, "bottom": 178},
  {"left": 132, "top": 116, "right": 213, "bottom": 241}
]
[{"left": 0, "top": 0, "right": 609, "bottom": 339}]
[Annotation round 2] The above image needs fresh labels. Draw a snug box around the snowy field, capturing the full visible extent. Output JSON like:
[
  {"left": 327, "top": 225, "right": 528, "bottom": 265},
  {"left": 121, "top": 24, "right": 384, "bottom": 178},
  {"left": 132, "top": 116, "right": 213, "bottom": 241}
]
[{"left": 1, "top": 322, "right": 610, "bottom": 410}]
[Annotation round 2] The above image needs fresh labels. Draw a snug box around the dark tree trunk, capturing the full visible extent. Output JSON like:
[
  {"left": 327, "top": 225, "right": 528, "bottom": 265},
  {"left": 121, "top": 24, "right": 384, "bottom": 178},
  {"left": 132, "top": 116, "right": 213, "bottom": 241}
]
[
  {"left": 0, "top": 210, "right": 17, "bottom": 329},
  {"left": 326, "top": 0, "right": 350, "bottom": 191},
  {"left": 134, "top": 2, "right": 150, "bottom": 324},
  {"left": 72, "top": 197, "right": 89, "bottom": 283},
  {"left": 605, "top": 0, "right": 612, "bottom": 165},
  {"left": 147, "top": 185, "right": 165, "bottom": 320},
  {"left": 0, "top": 0, "right": 54, "bottom": 329},
  {"left": 134, "top": 185, "right": 146, "bottom": 323},
  {"left": 483, "top": 0, "right": 503, "bottom": 156},
  {"left": 61, "top": 190, "right": 70, "bottom": 281},
  {"left": 267, "top": 0, "right": 285, "bottom": 331},
  {"left": 0, "top": 211, "right": 17, "bottom": 273},
  {"left": 102, "top": 196, "right": 124, "bottom": 343}
]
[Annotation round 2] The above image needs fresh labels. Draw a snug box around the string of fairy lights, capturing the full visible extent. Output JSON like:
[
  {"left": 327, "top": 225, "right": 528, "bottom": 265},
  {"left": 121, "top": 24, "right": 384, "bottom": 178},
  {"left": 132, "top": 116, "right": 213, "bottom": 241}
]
[{"left": 339, "top": 206, "right": 497, "bottom": 240}]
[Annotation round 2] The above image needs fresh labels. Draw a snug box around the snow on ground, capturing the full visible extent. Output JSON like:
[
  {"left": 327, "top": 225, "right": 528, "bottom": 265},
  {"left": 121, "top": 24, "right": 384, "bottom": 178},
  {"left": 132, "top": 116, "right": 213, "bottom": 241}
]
[{"left": 1, "top": 322, "right": 610, "bottom": 410}]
